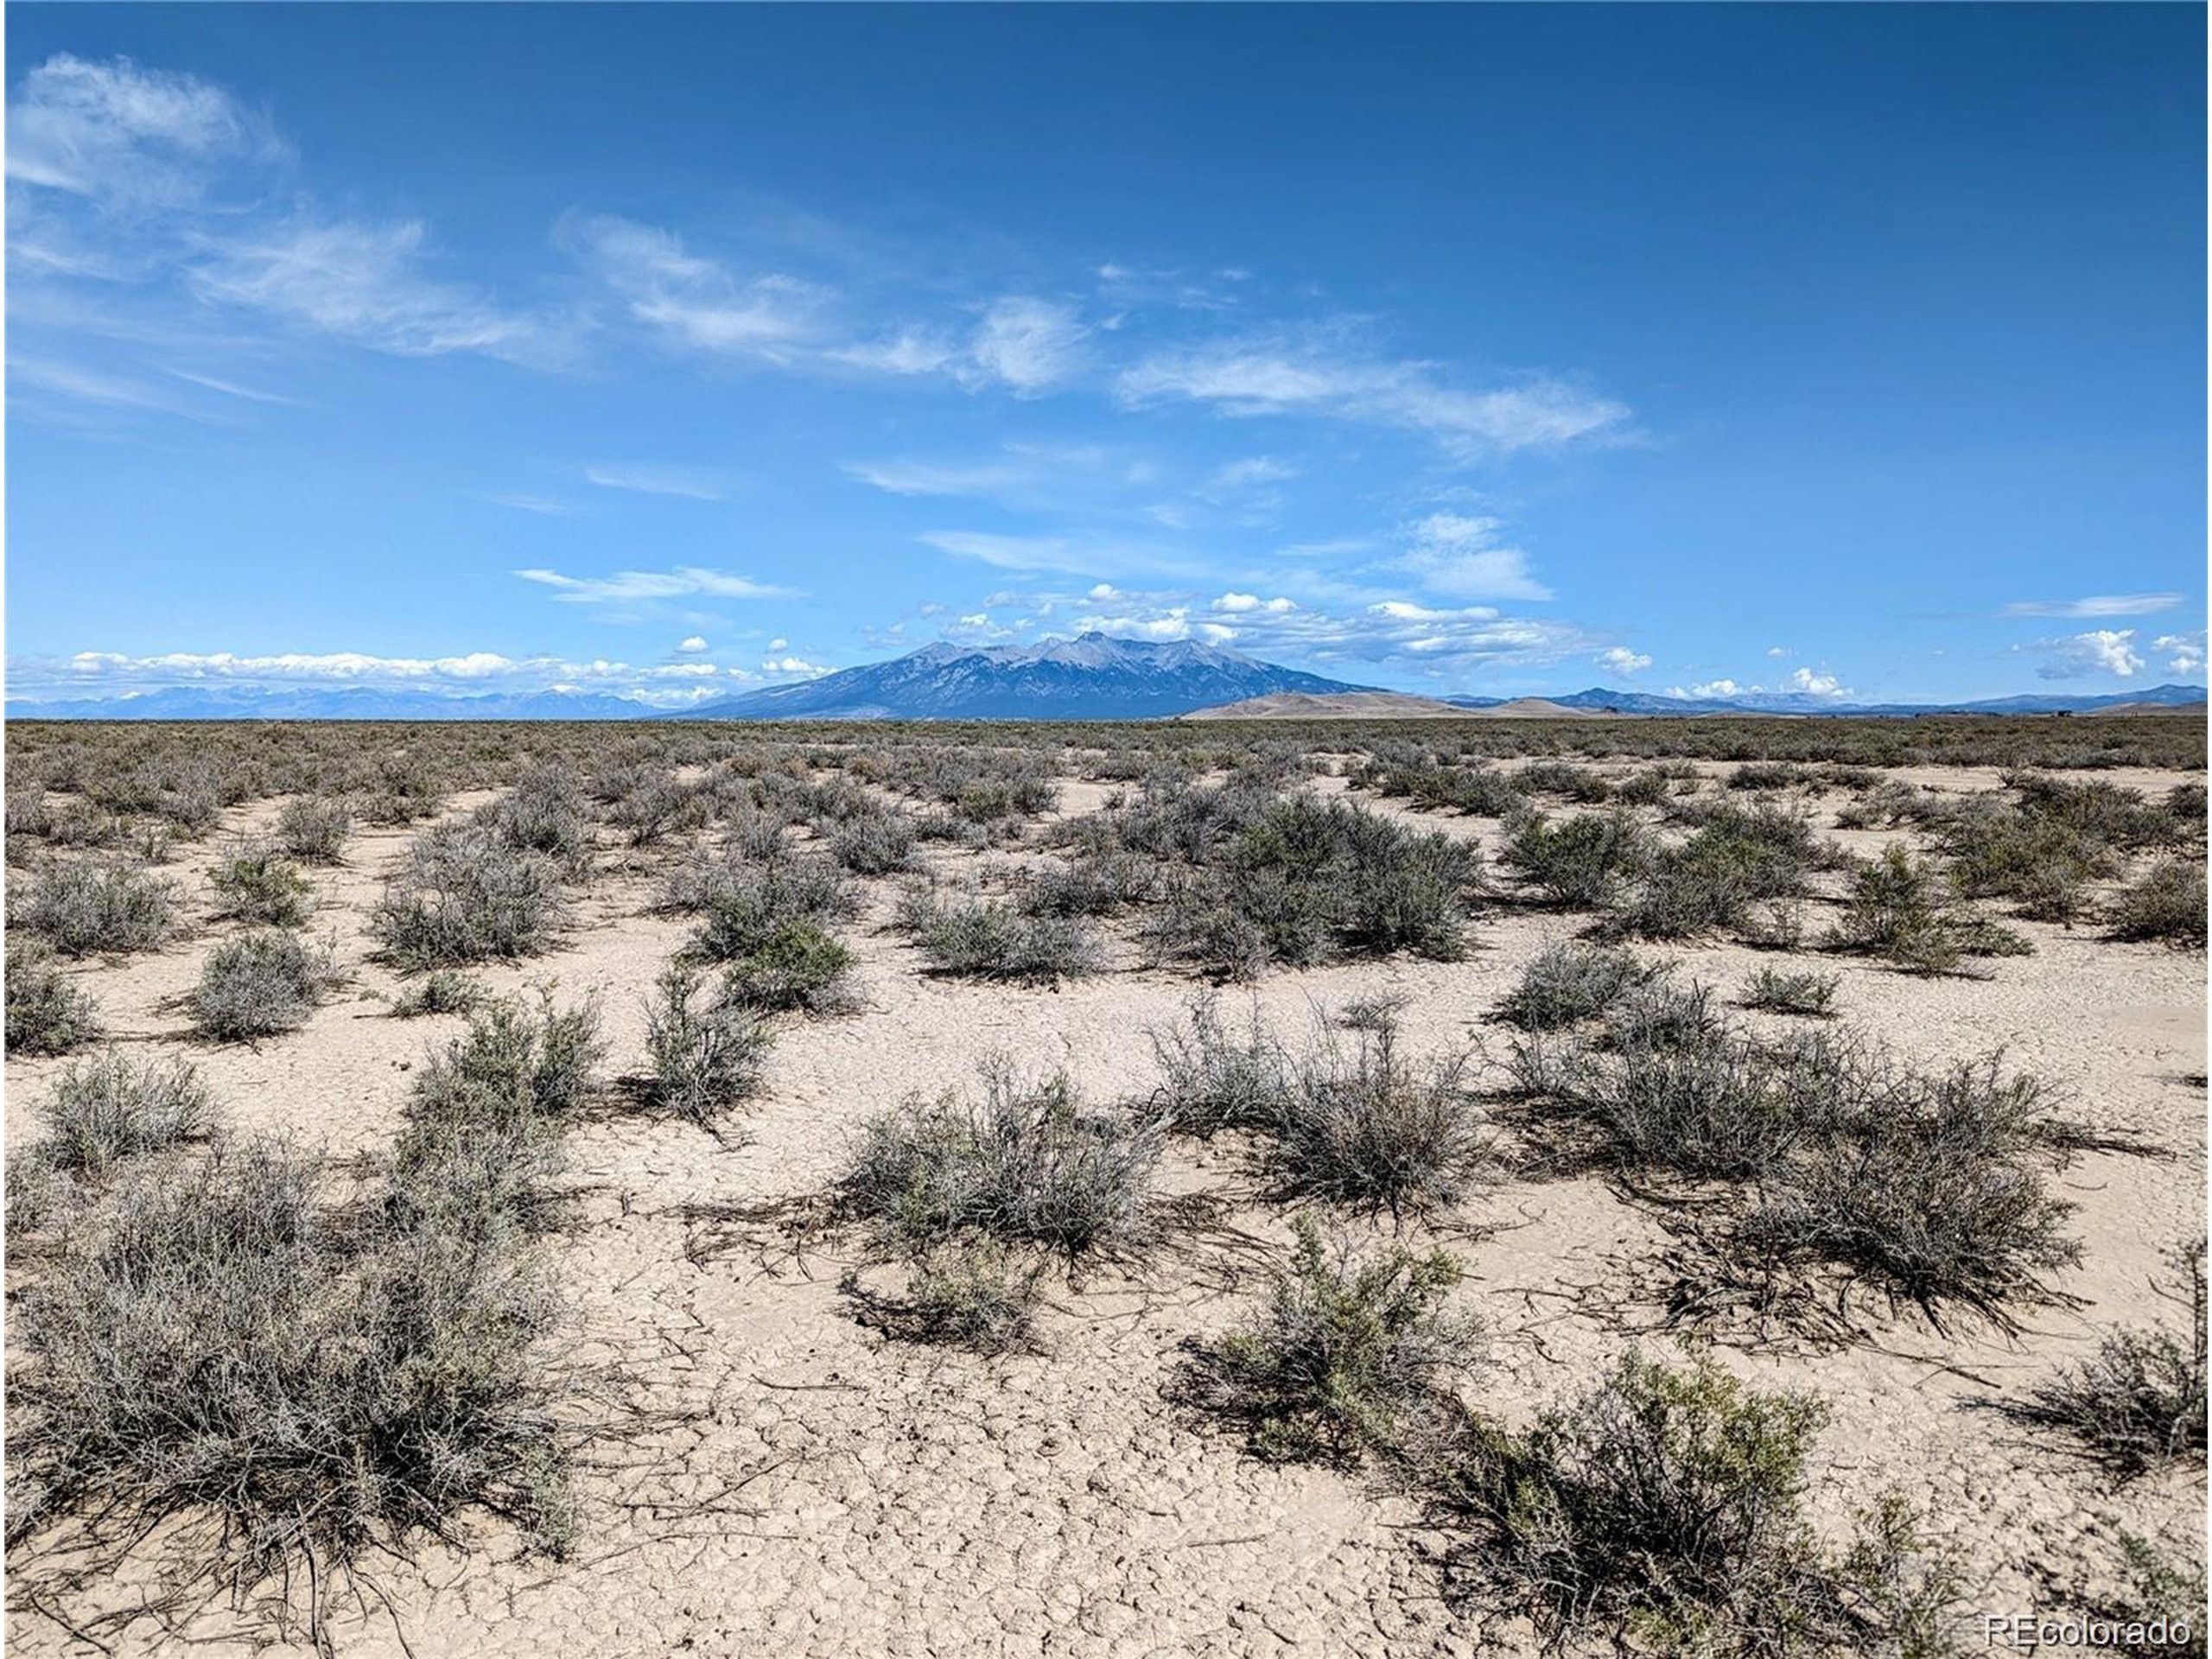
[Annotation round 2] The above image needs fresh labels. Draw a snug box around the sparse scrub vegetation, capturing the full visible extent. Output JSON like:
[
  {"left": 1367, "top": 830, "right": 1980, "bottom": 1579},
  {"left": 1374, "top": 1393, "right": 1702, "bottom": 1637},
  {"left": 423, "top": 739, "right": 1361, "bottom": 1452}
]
[
  {"left": 208, "top": 837, "right": 317, "bottom": 925},
  {"left": 12, "top": 858, "right": 178, "bottom": 957},
  {"left": 643, "top": 964, "right": 774, "bottom": 1128},
  {"left": 717, "top": 920, "right": 859, "bottom": 1014},
  {"left": 27, "top": 1052, "right": 218, "bottom": 1175},
  {"left": 1830, "top": 843, "right": 2033, "bottom": 974},
  {"left": 2108, "top": 861, "right": 2207, "bottom": 947},
  {"left": 191, "top": 929, "right": 340, "bottom": 1040},
  {"left": 1189, "top": 1212, "right": 1481, "bottom": 1464},
  {"left": 275, "top": 796, "right": 353, "bottom": 862},
  {"left": 2002, "top": 1241, "right": 2206, "bottom": 1478},
  {"left": 389, "top": 968, "right": 486, "bottom": 1018},
  {"left": 1494, "top": 942, "right": 1667, "bottom": 1031},
  {"left": 896, "top": 887, "right": 1105, "bottom": 984},
  {"left": 373, "top": 822, "right": 571, "bottom": 967},
  {"left": 839, "top": 1061, "right": 1166, "bottom": 1263},
  {"left": 6, "top": 942, "right": 103, "bottom": 1056},
  {"left": 1431, "top": 1349, "right": 1960, "bottom": 1659},
  {"left": 1740, "top": 967, "right": 1840, "bottom": 1017}
]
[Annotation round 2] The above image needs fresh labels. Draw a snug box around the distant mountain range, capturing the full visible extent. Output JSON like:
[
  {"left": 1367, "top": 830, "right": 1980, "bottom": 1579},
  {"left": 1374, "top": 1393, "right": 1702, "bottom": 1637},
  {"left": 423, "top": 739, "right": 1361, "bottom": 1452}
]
[
  {"left": 664, "top": 633, "right": 1375, "bottom": 720},
  {"left": 6, "top": 638, "right": 2202, "bottom": 722}
]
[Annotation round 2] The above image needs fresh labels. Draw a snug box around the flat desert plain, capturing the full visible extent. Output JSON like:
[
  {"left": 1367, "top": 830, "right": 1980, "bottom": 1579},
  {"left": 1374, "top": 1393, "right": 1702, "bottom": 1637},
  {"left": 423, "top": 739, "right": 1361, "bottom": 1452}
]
[{"left": 4, "top": 717, "right": 2204, "bottom": 1657}]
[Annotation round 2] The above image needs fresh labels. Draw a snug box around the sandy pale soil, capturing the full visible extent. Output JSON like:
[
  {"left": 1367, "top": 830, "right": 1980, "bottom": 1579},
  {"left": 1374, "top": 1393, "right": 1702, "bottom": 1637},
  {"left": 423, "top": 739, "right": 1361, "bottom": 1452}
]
[{"left": 5, "top": 762, "right": 2204, "bottom": 1657}]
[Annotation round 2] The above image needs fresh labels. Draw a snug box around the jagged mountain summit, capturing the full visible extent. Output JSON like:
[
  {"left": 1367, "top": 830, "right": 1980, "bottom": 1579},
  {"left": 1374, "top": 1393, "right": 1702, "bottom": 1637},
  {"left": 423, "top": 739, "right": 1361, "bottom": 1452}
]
[{"left": 672, "top": 632, "right": 1378, "bottom": 721}]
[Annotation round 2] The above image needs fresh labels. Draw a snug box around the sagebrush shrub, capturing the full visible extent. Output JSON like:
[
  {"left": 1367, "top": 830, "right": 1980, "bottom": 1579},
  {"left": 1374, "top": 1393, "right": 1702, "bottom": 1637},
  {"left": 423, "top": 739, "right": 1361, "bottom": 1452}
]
[
  {"left": 1268, "top": 1016, "right": 1498, "bottom": 1218},
  {"left": 1739, "top": 968, "right": 1840, "bottom": 1018},
  {"left": 32, "top": 1052, "right": 217, "bottom": 1174},
  {"left": 10, "top": 1139, "right": 574, "bottom": 1606},
  {"left": 1147, "top": 994, "right": 1294, "bottom": 1136},
  {"left": 1434, "top": 1350, "right": 1957, "bottom": 1659},
  {"left": 718, "top": 920, "right": 858, "bottom": 1014},
  {"left": 2003, "top": 1240, "right": 2206, "bottom": 1477},
  {"left": 6, "top": 942, "right": 103, "bottom": 1056},
  {"left": 373, "top": 823, "right": 570, "bottom": 967},
  {"left": 209, "top": 839, "right": 316, "bottom": 926},
  {"left": 898, "top": 888, "right": 1105, "bottom": 984},
  {"left": 1501, "top": 810, "right": 1649, "bottom": 910},
  {"left": 275, "top": 797, "right": 353, "bottom": 863},
  {"left": 644, "top": 964, "right": 773, "bottom": 1128},
  {"left": 192, "top": 930, "right": 339, "bottom": 1041},
  {"left": 12, "top": 859, "right": 177, "bottom": 957},
  {"left": 2108, "top": 861, "right": 2207, "bottom": 947},
  {"left": 1494, "top": 943, "right": 1666, "bottom": 1032},
  {"left": 389, "top": 969, "right": 486, "bottom": 1018},
  {"left": 1192, "top": 1211, "right": 1480, "bottom": 1464},
  {"left": 840, "top": 1062, "right": 1165, "bottom": 1261}
]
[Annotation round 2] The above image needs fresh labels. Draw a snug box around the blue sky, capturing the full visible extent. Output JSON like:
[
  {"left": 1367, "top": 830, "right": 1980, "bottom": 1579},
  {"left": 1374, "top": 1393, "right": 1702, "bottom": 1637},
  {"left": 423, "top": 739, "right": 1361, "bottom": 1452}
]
[{"left": 7, "top": 3, "right": 2204, "bottom": 708}]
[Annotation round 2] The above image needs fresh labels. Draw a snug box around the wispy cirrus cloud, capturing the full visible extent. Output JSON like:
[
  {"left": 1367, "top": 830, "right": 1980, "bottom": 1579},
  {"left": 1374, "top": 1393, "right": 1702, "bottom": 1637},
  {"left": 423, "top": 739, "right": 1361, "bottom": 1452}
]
[
  {"left": 958, "top": 295, "right": 1090, "bottom": 395},
  {"left": 6, "top": 53, "right": 283, "bottom": 207},
  {"left": 189, "top": 218, "right": 569, "bottom": 364},
  {"left": 2004, "top": 594, "right": 2181, "bottom": 619},
  {"left": 583, "top": 463, "right": 729, "bottom": 502},
  {"left": 1116, "top": 325, "right": 1630, "bottom": 458},
  {"left": 513, "top": 566, "right": 796, "bottom": 604},
  {"left": 561, "top": 213, "right": 826, "bottom": 362}
]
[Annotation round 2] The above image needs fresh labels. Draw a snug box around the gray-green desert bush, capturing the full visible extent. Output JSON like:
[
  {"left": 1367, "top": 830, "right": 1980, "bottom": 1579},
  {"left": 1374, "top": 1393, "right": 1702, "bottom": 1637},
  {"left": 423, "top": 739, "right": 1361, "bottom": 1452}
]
[
  {"left": 1147, "top": 994, "right": 1294, "bottom": 1136},
  {"left": 643, "top": 964, "right": 773, "bottom": 1128},
  {"left": 716, "top": 920, "right": 857, "bottom": 1014},
  {"left": 2003, "top": 1240, "right": 2206, "bottom": 1478},
  {"left": 191, "top": 930, "right": 339, "bottom": 1041},
  {"left": 12, "top": 859, "right": 177, "bottom": 957},
  {"left": 5, "top": 942, "right": 102, "bottom": 1056},
  {"left": 8, "top": 1138, "right": 574, "bottom": 1610},
  {"left": 1190, "top": 1211, "right": 1481, "bottom": 1465},
  {"left": 388, "top": 968, "right": 486, "bottom": 1018},
  {"left": 1830, "top": 843, "right": 2032, "bottom": 974},
  {"left": 1501, "top": 810, "right": 1649, "bottom": 910},
  {"left": 839, "top": 1062, "right": 1165, "bottom": 1262},
  {"left": 373, "top": 823, "right": 571, "bottom": 968},
  {"left": 1739, "top": 968, "right": 1840, "bottom": 1018},
  {"left": 208, "top": 838, "right": 316, "bottom": 926},
  {"left": 30, "top": 1052, "right": 217, "bottom": 1175},
  {"left": 1268, "top": 1014, "right": 1498, "bottom": 1218},
  {"left": 2108, "top": 861, "right": 2207, "bottom": 948},
  {"left": 1494, "top": 943, "right": 1667, "bottom": 1032},
  {"left": 842, "top": 1236, "right": 1042, "bottom": 1355},
  {"left": 680, "top": 854, "right": 855, "bottom": 962},
  {"left": 274, "top": 796, "right": 353, "bottom": 863},
  {"left": 897, "top": 888, "right": 1105, "bottom": 985},
  {"left": 1433, "top": 1349, "right": 1958, "bottom": 1659}
]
